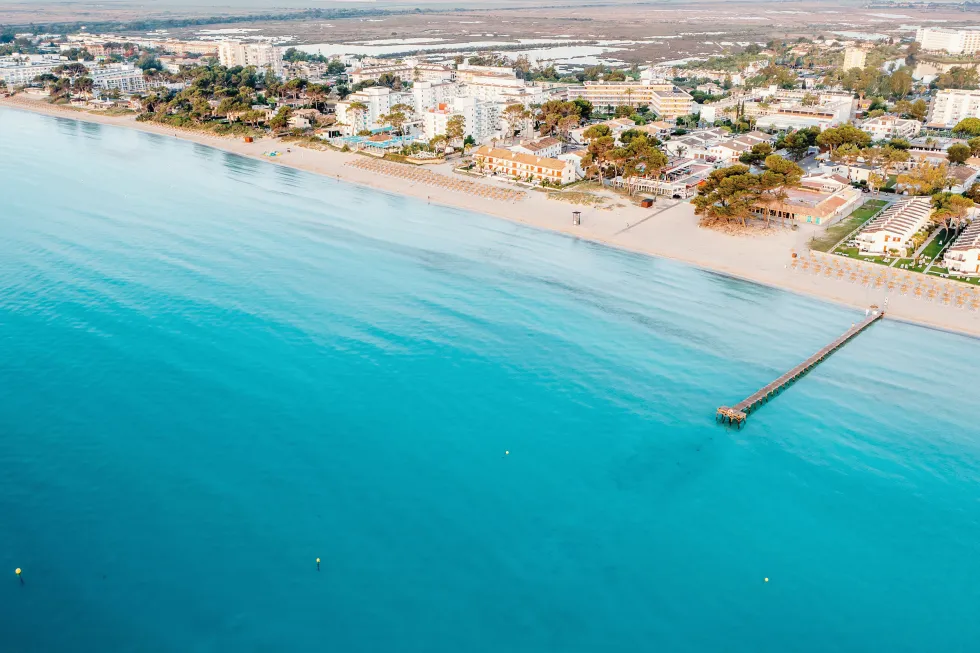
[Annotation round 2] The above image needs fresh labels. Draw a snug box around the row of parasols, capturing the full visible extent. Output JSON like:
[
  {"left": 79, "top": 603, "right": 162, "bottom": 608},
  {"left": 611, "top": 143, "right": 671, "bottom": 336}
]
[
  {"left": 791, "top": 251, "right": 980, "bottom": 311},
  {"left": 346, "top": 158, "right": 527, "bottom": 203}
]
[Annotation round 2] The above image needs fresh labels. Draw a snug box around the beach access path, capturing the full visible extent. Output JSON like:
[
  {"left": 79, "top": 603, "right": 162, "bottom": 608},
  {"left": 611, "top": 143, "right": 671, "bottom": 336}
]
[{"left": 3, "top": 96, "right": 979, "bottom": 339}]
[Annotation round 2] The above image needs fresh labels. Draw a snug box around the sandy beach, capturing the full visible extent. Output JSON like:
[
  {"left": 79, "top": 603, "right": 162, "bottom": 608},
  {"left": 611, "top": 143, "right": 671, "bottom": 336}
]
[{"left": 4, "top": 95, "right": 980, "bottom": 339}]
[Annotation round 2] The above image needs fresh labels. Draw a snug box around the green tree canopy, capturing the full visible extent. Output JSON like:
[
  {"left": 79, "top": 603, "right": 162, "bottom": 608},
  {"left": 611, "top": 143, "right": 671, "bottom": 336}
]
[
  {"left": 947, "top": 143, "right": 972, "bottom": 165},
  {"left": 816, "top": 123, "right": 871, "bottom": 152},
  {"left": 952, "top": 118, "right": 980, "bottom": 138}
]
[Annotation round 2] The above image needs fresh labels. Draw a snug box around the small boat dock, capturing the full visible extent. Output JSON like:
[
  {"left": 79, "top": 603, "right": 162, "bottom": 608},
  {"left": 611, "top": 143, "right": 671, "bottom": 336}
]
[{"left": 718, "top": 306, "right": 884, "bottom": 426}]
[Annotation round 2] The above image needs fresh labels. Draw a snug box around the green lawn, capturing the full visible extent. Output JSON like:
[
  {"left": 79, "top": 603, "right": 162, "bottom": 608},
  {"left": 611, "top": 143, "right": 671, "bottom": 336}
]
[
  {"left": 920, "top": 228, "right": 954, "bottom": 262},
  {"left": 810, "top": 200, "right": 889, "bottom": 252}
]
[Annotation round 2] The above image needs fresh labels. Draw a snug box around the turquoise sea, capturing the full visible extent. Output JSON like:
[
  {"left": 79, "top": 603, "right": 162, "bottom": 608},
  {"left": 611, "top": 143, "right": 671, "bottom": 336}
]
[{"left": 2, "top": 108, "right": 979, "bottom": 652}]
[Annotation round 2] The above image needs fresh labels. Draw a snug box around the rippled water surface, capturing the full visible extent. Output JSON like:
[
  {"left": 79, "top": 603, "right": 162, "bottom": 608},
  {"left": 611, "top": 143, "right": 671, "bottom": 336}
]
[{"left": 2, "top": 109, "right": 979, "bottom": 653}]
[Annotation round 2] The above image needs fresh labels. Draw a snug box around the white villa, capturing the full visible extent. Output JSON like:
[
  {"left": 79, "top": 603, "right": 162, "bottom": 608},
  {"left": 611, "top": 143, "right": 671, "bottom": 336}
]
[
  {"left": 509, "top": 137, "right": 562, "bottom": 159},
  {"left": 855, "top": 197, "right": 933, "bottom": 255},
  {"left": 860, "top": 115, "right": 922, "bottom": 140},
  {"left": 944, "top": 219, "right": 980, "bottom": 276}
]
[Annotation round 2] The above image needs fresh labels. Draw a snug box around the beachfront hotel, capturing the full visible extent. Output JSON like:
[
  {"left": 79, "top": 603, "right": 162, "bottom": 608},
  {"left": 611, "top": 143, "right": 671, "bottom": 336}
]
[
  {"left": 336, "top": 86, "right": 415, "bottom": 135},
  {"left": 944, "top": 220, "right": 980, "bottom": 276},
  {"left": 422, "top": 97, "right": 499, "bottom": 144},
  {"left": 0, "top": 54, "right": 62, "bottom": 87},
  {"left": 855, "top": 197, "right": 933, "bottom": 255},
  {"left": 565, "top": 82, "right": 694, "bottom": 120},
  {"left": 473, "top": 146, "right": 576, "bottom": 186}
]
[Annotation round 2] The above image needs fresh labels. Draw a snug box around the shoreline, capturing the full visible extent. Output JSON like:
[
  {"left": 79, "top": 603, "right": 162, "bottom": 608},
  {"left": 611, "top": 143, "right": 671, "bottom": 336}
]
[{"left": 4, "top": 96, "right": 980, "bottom": 340}]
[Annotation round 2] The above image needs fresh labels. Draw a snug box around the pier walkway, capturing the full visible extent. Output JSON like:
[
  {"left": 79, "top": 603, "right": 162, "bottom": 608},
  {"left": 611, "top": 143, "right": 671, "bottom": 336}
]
[{"left": 718, "top": 307, "right": 884, "bottom": 426}]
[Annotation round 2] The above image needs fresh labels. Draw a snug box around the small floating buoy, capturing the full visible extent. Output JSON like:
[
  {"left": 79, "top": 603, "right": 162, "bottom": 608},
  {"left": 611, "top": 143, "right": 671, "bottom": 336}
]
[
  {"left": 15, "top": 568, "right": 21, "bottom": 576},
  {"left": 764, "top": 577, "right": 769, "bottom": 583},
  {"left": 505, "top": 451, "right": 509, "bottom": 455},
  {"left": 316, "top": 558, "right": 320, "bottom": 571}
]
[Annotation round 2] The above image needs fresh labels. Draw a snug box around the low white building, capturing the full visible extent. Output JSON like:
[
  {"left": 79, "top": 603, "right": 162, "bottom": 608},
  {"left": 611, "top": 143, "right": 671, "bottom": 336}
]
[
  {"left": 613, "top": 157, "right": 714, "bottom": 198},
  {"left": 558, "top": 150, "right": 587, "bottom": 180},
  {"left": 706, "top": 131, "right": 773, "bottom": 164},
  {"left": 949, "top": 165, "right": 980, "bottom": 195},
  {"left": 855, "top": 196, "right": 932, "bottom": 255},
  {"left": 509, "top": 137, "right": 562, "bottom": 159},
  {"left": 860, "top": 115, "right": 922, "bottom": 140},
  {"left": 944, "top": 219, "right": 980, "bottom": 276}
]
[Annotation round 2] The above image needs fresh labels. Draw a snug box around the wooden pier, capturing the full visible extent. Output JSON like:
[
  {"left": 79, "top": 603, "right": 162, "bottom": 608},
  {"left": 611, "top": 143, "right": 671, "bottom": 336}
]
[{"left": 717, "top": 307, "right": 885, "bottom": 426}]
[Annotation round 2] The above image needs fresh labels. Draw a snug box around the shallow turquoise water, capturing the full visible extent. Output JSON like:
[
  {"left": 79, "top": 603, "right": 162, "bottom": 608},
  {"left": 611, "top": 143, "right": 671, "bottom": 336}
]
[{"left": 2, "top": 108, "right": 979, "bottom": 652}]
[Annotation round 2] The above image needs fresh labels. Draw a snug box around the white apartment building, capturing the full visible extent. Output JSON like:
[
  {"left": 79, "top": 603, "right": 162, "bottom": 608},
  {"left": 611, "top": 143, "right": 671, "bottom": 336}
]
[
  {"left": 336, "top": 86, "right": 414, "bottom": 135},
  {"left": 927, "top": 89, "right": 980, "bottom": 129},
  {"left": 944, "top": 219, "right": 980, "bottom": 276},
  {"left": 915, "top": 27, "right": 980, "bottom": 55},
  {"left": 855, "top": 197, "right": 932, "bottom": 255},
  {"left": 566, "top": 82, "right": 694, "bottom": 119},
  {"left": 860, "top": 115, "right": 922, "bottom": 140},
  {"left": 217, "top": 41, "right": 283, "bottom": 77},
  {"left": 843, "top": 47, "right": 868, "bottom": 71},
  {"left": 90, "top": 63, "right": 147, "bottom": 95},
  {"left": 412, "top": 80, "right": 458, "bottom": 114},
  {"left": 422, "top": 96, "right": 499, "bottom": 144},
  {"left": 454, "top": 65, "right": 548, "bottom": 108},
  {"left": 0, "top": 54, "right": 63, "bottom": 86},
  {"left": 349, "top": 61, "right": 453, "bottom": 85},
  {"left": 348, "top": 62, "right": 411, "bottom": 85}
]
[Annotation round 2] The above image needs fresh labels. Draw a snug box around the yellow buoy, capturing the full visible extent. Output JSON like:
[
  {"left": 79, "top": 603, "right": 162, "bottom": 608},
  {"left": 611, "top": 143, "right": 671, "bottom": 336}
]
[
  {"left": 764, "top": 578, "right": 769, "bottom": 583},
  {"left": 316, "top": 558, "right": 320, "bottom": 564},
  {"left": 15, "top": 568, "right": 21, "bottom": 576}
]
